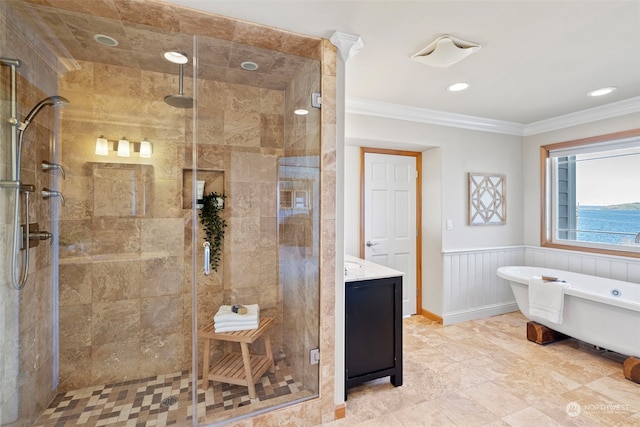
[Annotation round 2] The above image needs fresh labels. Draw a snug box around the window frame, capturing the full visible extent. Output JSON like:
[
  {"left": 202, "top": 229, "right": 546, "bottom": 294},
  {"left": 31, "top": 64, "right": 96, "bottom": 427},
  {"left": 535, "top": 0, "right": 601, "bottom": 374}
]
[{"left": 540, "top": 128, "right": 640, "bottom": 259}]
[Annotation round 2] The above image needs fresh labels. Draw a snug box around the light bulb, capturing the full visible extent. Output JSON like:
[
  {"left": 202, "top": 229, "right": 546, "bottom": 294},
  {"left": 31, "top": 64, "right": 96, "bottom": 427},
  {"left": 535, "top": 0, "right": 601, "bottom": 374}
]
[
  {"left": 117, "top": 137, "right": 130, "bottom": 157},
  {"left": 140, "top": 139, "right": 152, "bottom": 158},
  {"left": 95, "top": 136, "right": 109, "bottom": 155}
]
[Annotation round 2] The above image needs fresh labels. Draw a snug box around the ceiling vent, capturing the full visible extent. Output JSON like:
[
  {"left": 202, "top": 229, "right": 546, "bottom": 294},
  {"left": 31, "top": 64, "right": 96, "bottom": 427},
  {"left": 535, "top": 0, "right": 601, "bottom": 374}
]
[{"left": 411, "top": 35, "right": 480, "bottom": 68}]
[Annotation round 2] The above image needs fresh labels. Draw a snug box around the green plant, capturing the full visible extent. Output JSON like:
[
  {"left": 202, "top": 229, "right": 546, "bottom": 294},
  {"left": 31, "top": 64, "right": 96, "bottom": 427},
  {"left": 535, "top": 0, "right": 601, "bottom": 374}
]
[{"left": 199, "top": 192, "right": 227, "bottom": 271}]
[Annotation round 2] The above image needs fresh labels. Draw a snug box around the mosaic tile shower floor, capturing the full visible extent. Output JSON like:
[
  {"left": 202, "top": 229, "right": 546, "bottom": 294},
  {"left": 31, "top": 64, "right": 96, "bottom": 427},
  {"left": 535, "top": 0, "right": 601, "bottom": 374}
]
[{"left": 34, "top": 356, "right": 312, "bottom": 427}]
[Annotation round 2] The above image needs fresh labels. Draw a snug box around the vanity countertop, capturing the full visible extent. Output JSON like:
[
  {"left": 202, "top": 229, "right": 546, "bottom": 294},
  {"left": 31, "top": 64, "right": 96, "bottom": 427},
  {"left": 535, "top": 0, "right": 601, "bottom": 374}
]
[{"left": 344, "top": 254, "right": 405, "bottom": 282}]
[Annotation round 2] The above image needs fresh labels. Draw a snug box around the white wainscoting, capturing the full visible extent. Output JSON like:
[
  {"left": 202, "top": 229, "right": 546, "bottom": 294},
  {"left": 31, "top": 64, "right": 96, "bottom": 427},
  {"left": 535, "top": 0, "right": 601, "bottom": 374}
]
[
  {"left": 441, "top": 245, "right": 640, "bottom": 325},
  {"left": 524, "top": 246, "right": 640, "bottom": 284},
  {"left": 442, "top": 246, "right": 524, "bottom": 325}
]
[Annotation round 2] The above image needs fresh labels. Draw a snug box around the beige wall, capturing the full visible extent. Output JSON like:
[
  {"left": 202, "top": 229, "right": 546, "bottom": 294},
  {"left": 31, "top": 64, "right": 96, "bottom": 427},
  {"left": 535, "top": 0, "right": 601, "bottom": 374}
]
[
  {"left": 2, "top": 1, "right": 337, "bottom": 424},
  {"left": 56, "top": 58, "right": 296, "bottom": 390},
  {"left": 1, "top": 2, "right": 61, "bottom": 424}
]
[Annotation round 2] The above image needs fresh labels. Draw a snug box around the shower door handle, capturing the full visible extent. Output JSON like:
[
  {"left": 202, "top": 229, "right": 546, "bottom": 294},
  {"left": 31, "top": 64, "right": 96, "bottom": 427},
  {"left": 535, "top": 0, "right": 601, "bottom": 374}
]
[{"left": 203, "top": 242, "right": 211, "bottom": 276}]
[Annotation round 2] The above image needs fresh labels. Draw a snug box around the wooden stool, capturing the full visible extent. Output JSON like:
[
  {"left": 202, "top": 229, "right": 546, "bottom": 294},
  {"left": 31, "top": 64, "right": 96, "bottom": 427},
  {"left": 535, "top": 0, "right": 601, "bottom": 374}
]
[{"left": 199, "top": 317, "right": 274, "bottom": 399}]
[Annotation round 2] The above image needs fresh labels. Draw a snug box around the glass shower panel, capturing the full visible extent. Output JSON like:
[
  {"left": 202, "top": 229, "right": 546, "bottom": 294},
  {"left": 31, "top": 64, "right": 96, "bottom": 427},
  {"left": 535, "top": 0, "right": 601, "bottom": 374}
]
[
  {"left": 2, "top": 0, "right": 322, "bottom": 425},
  {"left": 54, "top": 29, "right": 199, "bottom": 426},
  {"left": 0, "top": 1, "right": 201, "bottom": 424},
  {"left": 1, "top": 2, "right": 20, "bottom": 422},
  {"left": 193, "top": 34, "right": 321, "bottom": 425}
]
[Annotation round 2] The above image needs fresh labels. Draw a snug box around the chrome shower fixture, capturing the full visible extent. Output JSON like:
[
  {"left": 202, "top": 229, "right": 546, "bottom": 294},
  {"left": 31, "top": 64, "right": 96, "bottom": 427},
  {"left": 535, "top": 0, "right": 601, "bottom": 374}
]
[
  {"left": 164, "top": 52, "right": 193, "bottom": 108},
  {"left": 42, "top": 188, "right": 65, "bottom": 206},
  {"left": 42, "top": 160, "right": 65, "bottom": 179},
  {"left": 18, "top": 95, "right": 70, "bottom": 132},
  {"left": 1, "top": 55, "right": 70, "bottom": 290}
]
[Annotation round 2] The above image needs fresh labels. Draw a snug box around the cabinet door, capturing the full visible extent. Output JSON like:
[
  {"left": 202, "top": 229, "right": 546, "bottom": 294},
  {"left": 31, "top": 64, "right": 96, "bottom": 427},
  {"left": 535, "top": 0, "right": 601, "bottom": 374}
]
[{"left": 346, "top": 278, "right": 396, "bottom": 378}]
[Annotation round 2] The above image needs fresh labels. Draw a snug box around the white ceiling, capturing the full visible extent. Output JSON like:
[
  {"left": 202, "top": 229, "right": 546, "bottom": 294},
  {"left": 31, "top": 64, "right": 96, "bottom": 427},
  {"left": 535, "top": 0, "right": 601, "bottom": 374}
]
[{"left": 165, "top": 0, "right": 640, "bottom": 125}]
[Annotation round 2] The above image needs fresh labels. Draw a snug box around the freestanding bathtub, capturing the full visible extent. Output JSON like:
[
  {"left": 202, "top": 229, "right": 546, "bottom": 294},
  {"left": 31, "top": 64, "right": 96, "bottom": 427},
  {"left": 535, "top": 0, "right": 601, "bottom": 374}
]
[{"left": 497, "top": 266, "right": 640, "bottom": 358}]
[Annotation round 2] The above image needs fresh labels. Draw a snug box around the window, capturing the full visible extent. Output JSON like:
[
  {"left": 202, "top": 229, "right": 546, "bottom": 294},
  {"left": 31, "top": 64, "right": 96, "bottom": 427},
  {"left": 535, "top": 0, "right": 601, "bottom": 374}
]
[{"left": 541, "top": 129, "right": 640, "bottom": 258}]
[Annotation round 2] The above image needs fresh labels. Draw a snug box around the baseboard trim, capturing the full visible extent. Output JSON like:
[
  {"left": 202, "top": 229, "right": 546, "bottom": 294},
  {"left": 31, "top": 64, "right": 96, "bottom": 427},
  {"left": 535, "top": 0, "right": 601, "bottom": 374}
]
[
  {"left": 442, "top": 302, "right": 518, "bottom": 325},
  {"left": 335, "top": 403, "right": 346, "bottom": 419},
  {"left": 420, "top": 308, "right": 443, "bottom": 324}
]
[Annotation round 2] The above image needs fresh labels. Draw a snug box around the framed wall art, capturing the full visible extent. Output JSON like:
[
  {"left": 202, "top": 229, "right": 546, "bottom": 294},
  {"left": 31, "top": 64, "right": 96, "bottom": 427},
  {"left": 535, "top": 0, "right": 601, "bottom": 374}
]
[{"left": 468, "top": 172, "right": 506, "bottom": 225}]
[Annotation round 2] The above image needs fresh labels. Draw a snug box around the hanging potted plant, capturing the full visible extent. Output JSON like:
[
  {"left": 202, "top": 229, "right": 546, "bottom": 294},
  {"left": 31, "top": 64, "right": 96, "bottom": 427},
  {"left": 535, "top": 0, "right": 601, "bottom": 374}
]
[{"left": 199, "top": 192, "right": 227, "bottom": 271}]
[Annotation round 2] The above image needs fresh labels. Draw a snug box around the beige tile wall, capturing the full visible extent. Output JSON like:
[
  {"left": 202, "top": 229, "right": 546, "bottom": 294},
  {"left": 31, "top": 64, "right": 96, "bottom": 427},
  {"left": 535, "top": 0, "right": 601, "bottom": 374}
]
[
  {"left": 1, "top": 3, "right": 61, "bottom": 423},
  {"left": 5, "top": 0, "right": 338, "bottom": 424},
  {"left": 56, "top": 52, "right": 325, "bottom": 397}
]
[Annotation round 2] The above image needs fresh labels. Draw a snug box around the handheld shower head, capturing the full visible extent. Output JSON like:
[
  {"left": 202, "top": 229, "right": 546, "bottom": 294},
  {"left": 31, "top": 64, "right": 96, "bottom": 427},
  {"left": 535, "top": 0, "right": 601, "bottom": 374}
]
[{"left": 20, "top": 95, "right": 70, "bottom": 131}]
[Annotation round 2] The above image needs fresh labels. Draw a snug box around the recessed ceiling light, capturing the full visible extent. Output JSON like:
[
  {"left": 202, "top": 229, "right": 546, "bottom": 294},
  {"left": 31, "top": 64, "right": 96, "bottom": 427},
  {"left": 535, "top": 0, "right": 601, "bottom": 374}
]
[
  {"left": 587, "top": 86, "right": 617, "bottom": 97},
  {"left": 94, "top": 34, "right": 118, "bottom": 47},
  {"left": 447, "top": 82, "right": 469, "bottom": 92},
  {"left": 294, "top": 109, "right": 309, "bottom": 116},
  {"left": 164, "top": 51, "right": 188, "bottom": 64},
  {"left": 240, "top": 61, "right": 259, "bottom": 71}
]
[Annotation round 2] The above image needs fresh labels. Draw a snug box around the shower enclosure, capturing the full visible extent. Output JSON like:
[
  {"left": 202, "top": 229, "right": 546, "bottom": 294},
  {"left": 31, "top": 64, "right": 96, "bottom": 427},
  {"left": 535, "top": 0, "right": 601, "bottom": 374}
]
[{"left": 1, "top": 1, "right": 327, "bottom": 425}]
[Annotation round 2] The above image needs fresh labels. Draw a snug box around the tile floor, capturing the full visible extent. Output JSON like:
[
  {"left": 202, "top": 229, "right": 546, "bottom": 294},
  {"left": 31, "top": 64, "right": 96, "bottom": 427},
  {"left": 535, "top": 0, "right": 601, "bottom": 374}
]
[
  {"left": 33, "top": 351, "right": 312, "bottom": 426},
  {"left": 33, "top": 312, "right": 640, "bottom": 426},
  {"left": 324, "top": 312, "right": 640, "bottom": 426}
]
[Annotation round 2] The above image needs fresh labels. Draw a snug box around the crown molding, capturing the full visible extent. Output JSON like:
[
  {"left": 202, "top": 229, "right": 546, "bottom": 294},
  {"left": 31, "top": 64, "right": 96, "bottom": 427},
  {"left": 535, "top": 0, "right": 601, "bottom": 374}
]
[
  {"left": 523, "top": 96, "right": 640, "bottom": 136},
  {"left": 346, "top": 97, "right": 525, "bottom": 136},
  {"left": 346, "top": 96, "right": 640, "bottom": 137},
  {"left": 330, "top": 32, "right": 364, "bottom": 62}
]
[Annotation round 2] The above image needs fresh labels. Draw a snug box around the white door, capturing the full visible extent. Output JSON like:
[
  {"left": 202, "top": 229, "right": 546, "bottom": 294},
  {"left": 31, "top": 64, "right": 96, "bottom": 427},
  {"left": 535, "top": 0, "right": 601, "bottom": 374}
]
[{"left": 363, "top": 152, "right": 417, "bottom": 316}]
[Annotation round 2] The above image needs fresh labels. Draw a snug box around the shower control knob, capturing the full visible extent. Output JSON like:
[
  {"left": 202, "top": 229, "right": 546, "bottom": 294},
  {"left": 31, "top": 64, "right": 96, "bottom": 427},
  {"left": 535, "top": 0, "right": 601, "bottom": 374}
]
[{"left": 29, "top": 231, "right": 52, "bottom": 241}]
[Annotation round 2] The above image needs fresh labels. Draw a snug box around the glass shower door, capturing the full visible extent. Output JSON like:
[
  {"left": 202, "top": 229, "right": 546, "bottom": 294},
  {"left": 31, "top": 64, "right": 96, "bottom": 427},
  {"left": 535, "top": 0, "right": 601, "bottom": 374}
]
[{"left": 192, "top": 33, "right": 322, "bottom": 425}]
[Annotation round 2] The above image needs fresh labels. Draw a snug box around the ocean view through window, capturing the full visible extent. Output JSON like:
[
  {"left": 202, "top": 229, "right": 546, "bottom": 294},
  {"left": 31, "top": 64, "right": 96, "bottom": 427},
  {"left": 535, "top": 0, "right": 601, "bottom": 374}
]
[{"left": 541, "top": 129, "right": 640, "bottom": 257}]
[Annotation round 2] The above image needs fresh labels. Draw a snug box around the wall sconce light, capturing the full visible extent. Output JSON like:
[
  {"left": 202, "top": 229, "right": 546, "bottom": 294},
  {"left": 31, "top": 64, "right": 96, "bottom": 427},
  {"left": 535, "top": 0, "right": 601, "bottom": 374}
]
[
  {"left": 117, "top": 137, "right": 130, "bottom": 157},
  {"left": 95, "top": 136, "right": 153, "bottom": 157},
  {"left": 95, "top": 136, "right": 109, "bottom": 155},
  {"left": 139, "top": 138, "right": 152, "bottom": 158}
]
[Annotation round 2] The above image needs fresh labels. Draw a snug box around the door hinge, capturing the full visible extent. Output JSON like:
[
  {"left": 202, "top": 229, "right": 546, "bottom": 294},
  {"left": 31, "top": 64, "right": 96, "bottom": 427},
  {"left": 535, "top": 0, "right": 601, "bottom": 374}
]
[
  {"left": 310, "top": 348, "right": 320, "bottom": 365},
  {"left": 311, "top": 92, "right": 322, "bottom": 109}
]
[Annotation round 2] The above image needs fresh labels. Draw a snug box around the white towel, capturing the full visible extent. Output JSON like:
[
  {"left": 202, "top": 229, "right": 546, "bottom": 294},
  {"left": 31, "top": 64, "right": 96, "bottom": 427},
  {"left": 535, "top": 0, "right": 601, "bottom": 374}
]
[
  {"left": 214, "top": 322, "right": 259, "bottom": 333},
  {"left": 214, "top": 304, "right": 259, "bottom": 323},
  {"left": 214, "top": 320, "right": 259, "bottom": 328},
  {"left": 529, "top": 276, "right": 570, "bottom": 324}
]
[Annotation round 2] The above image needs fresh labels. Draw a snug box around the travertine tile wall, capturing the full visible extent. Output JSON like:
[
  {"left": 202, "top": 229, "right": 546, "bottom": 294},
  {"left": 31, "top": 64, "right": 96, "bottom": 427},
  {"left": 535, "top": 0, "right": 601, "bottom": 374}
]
[
  {"left": 57, "top": 58, "right": 295, "bottom": 390},
  {"left": 280, "top": 56, "right": 322, "bottom": 393},
  {"left": 57, "top": 60, "right": 189, "bottom": 390},
  {"left": 5, "top": 0, "right": 338, "bottom": 424},
  {"left": 1, "top": 3, "right": 61, "bottom": 424},
  {"left": 248, "top": 36, "right": 337, "bottom": 427}
]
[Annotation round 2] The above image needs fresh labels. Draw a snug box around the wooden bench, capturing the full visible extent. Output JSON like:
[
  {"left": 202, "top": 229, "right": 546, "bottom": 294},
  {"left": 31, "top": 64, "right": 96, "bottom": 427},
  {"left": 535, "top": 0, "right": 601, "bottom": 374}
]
[{"left": 198, "top": 317, "right": 274, "bottom": 399}]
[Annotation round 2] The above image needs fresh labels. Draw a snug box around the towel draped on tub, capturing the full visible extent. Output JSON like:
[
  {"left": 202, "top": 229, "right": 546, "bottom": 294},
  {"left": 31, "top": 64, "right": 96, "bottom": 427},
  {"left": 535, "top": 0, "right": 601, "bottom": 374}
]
[{"left": 528, "top": 277, "right": 570, "bottom": 324}]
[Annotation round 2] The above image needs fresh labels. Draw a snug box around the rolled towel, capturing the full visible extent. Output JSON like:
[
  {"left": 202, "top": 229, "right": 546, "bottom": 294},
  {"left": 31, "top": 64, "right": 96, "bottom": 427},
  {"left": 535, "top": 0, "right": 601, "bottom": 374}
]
[
  {"left": 214, "top": 304, "right": 259, "bottom": 323},
  {"left": 214, "top": 322, "right": 259, "bottom": 333}
]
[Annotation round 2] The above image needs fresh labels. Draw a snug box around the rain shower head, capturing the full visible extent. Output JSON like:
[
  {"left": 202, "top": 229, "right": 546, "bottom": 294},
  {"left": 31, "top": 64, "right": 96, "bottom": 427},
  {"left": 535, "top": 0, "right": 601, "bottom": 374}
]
[
  {"left": 20, "top": 95, "right": 70, "bottom": 131},
  {"left": 164, "top": 93, "right": 194, "bottom": 108},
  {"left": 164, "top": 63, "right": 193, "bottom": 109}
]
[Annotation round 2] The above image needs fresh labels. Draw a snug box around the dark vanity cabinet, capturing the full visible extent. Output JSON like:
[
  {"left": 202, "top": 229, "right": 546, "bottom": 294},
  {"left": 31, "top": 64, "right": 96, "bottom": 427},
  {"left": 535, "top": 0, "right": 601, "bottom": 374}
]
[{"left": 345, "top": 275, "right": 402, "bottom": 399}]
